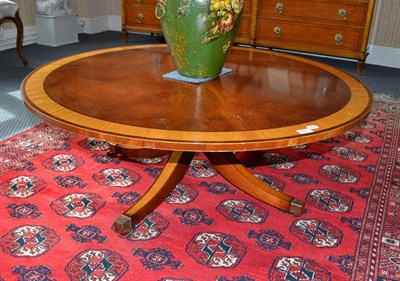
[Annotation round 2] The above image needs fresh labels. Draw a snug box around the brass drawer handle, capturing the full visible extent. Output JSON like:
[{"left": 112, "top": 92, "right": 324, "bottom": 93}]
[
  {"left": 338, "top": 8, "right": 347, "bottom": 20},
  {"left": 137, "top": 0, "right": 142, "bottom": 2},
  {"left": 155, "top": 0, "right": 167, "bottom": 20},
  {"left": 335, "top": 34, "right": 343, "bottom": 45},
  {"left": 274, "top": 26, "right": 282, "bottom": 38},
  {"left": 137, "top": 13, "right": 144, "bottom": 23},
  {"left": 276, "top": 2, "right": 284, "bottom": 14}
]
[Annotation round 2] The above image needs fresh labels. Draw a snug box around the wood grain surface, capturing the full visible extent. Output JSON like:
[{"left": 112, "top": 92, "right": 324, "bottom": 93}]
[{"left": 21, "top": 45, "right": 373, "bottom": 152}]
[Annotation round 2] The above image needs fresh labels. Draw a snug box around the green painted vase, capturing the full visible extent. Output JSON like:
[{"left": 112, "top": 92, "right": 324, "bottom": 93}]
[{"left": 156, "top": 0, "right": 244, "bottom": 78}]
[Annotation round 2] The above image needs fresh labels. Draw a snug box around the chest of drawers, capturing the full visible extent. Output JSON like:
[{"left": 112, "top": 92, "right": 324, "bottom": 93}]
[
  {"left": 255, "top": 0, "right": 376, "bottom": 73},
  {"left": 121, "top": 0, "right": 375, "bottom": 73},
  {"left": 121, "top": 0, "right": 161, "bottom": 42}
]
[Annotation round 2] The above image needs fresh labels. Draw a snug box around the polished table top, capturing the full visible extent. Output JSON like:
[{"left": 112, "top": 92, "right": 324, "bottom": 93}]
[{"left": 21, "top": 45, "right": 372, "bottom": 152}]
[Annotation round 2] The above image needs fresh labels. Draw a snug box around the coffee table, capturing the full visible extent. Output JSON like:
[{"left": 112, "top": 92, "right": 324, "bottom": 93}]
[{"left": 21, "top": 45, "right": 372, "bottom": 234}]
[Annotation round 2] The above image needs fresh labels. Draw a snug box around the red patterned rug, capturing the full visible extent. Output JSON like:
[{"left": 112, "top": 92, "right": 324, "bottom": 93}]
[{"left": 0, "top": 100, "right": 399, "bottom": 281}]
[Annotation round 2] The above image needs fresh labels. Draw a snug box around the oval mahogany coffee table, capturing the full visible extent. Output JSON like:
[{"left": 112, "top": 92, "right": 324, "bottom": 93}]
[{"left": 21, "top": 45, "right": 372, "bottom": 234}]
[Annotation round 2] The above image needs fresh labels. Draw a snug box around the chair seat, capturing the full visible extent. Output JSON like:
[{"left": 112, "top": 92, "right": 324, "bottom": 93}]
[{"left": 0, "top": 0, "right": 19, "bottom": 20}]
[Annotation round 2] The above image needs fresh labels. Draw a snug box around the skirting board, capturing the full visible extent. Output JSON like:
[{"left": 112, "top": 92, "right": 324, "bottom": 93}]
[
  {"left": 0, "top": 26, "right": 37, "bottom": 51},
  {"left": 78, "top": 15, "right": 120, "bottom": 34},
  {"left": 0, "top": 15, "right": 399, "bottom": 69},
  {"left": 366, "top": 45, "right": 400, "bottom": 69}
]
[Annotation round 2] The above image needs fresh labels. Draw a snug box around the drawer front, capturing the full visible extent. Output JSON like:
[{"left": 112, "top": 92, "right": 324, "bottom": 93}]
[
  {"left": 124, "top": 1, "right": 251, "bottom": 29},
  {"left": 125, "top": 0, "right": 157, "bottom": 4},
  {"left": 125, "top": 0, "right": 252, "bottom": 14},
  {"left": 237, "top": 16, "right": 251, "bottom": 40},
  {"left": 260, "top": 0, "right": 368, "bottom": 26},
  {"left": 124, "top": 6, "right": 161, "bottom": 28},
  {"left": 125, "top": 0, "right": 253, "bottom": 16},
  {"left": 243, "top": 0, "right": 253, "bottom": 16},
  {"left": 256, "top": 19, "right": 363, "bottom": 50}
]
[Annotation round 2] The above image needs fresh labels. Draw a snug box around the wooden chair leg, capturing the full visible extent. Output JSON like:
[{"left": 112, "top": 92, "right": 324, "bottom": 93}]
[{"left": 13, "top": 12, "right": 28, "bottom": 66}]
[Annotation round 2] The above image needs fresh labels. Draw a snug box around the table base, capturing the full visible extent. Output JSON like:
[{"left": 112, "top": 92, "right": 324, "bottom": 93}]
[{"left": 111, "top": 148, "right": 305, "bottom": 235}]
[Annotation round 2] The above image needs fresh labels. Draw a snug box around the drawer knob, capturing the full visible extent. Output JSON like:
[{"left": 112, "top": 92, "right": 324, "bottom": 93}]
[
  {"left": 274, "top": 26, "right": 282, "bottom": 38},
  {"left": 335, "top": 34, "right": 343, "bottom": 45},
  {"left": 338, "top": 9, "right": 347, "bottom": 20},
  {"left": 276, "top": 3, "right": 284, "bottom": 14},
  {"left": 137, "top": 13, "right": 144, "bottom": 23}
]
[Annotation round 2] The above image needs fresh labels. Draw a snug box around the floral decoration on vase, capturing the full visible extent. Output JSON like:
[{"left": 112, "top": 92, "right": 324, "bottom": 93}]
[{"left": 156, "top": 0, "right": 244, "bottom": 78}]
